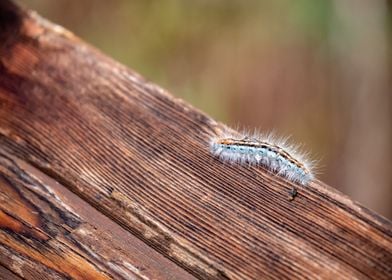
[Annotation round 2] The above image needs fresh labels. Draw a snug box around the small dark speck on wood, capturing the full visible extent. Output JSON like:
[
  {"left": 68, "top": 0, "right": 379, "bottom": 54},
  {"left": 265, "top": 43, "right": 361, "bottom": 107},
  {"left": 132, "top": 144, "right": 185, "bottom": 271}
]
[{"left": 287, "top": 187, "right": 298, "bottom": 201}]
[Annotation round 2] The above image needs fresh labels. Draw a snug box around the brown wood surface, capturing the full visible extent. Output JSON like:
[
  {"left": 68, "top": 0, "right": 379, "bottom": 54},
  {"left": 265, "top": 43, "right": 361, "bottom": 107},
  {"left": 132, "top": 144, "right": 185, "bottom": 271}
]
[
  {"left": 0, "top": 151, "right": 196, "bottom": 280},
  {"left": 0, "top": 1, "right": 391, "bottom": 279},
  {"left": 0, "top": 264, "right": 24, "bottom": 280}
]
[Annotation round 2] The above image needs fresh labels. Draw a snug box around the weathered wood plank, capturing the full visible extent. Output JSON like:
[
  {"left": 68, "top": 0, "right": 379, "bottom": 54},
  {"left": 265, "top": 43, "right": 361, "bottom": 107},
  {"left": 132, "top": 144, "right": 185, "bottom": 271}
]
[
  {"left": 0, "top": 151, "right": 196, "bottom": 280},
  {"left": 0, "top": 265, "right": 24, "bottom": 280},
  {"left": 0, "top": 1, "right": 391, "bottom": 279}
]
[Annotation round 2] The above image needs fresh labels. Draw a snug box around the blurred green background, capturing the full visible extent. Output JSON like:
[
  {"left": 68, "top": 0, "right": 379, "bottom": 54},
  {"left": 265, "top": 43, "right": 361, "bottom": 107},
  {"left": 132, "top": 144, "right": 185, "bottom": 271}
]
[{"left": 19, "top": 0, "right": 392, "bottom": 218}]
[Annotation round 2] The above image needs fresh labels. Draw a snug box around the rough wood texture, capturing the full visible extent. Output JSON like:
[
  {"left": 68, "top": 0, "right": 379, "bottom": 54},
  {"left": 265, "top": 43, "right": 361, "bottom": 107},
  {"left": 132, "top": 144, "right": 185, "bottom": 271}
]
[
  {"left": 0, "top": 151, "right": 196, "bottom": 280},
  {"left": 0, "top": 1, "right": 391, "bottom": 279},
  {"left": 0, "top": 264, "right": 24, "bottom": 280}
]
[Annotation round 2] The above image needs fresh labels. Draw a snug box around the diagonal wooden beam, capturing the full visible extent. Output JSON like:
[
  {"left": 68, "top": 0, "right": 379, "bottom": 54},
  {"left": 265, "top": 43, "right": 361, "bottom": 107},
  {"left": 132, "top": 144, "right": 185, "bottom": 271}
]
[{"left": 0, "top": 1, "right": 391, "bottom": 279}]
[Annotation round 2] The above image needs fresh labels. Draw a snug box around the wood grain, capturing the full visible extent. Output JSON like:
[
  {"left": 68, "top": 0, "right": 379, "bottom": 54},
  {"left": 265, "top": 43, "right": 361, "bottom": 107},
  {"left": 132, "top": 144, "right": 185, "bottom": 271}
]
[
  {"left": 0, "top": 151, "right": 196, "bottom": 280},
  {"left": 0, "top": 1, "right": 391, "bottom": 279},
  {"left": 0, "top": 264, "right": 24, "bottom": 280}
]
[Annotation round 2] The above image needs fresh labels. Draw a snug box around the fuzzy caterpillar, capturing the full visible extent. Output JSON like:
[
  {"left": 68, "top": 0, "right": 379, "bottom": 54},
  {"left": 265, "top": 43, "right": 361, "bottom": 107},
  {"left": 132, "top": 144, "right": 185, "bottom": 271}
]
[{"left": 210, "top": 132, "right": 315, "bottom": 185}]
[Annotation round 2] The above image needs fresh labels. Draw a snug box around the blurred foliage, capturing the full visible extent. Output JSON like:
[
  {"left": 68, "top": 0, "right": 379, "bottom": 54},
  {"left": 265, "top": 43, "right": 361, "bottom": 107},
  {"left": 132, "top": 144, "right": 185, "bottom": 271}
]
[
  {"left": 20, "top": 0, "right": 392, "bottom": 218},
  {"left": 20, "top": 0, "right": 334, "bottom": 121}
]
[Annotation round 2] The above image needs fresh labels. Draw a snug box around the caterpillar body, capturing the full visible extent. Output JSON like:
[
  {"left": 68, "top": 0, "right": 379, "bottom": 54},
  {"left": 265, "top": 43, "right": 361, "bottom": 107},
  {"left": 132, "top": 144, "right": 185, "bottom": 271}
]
[{"left": 210, "top": 132, "right": 315, "bottom": 185}]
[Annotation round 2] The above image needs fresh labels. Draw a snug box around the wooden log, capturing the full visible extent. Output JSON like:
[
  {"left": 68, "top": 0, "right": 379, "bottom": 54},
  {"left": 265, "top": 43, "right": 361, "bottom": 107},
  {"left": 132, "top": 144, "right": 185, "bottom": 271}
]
[{"left": 0, "top": 0, "right": 391, "bottom": 279}]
